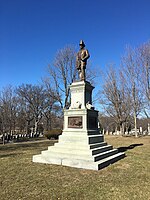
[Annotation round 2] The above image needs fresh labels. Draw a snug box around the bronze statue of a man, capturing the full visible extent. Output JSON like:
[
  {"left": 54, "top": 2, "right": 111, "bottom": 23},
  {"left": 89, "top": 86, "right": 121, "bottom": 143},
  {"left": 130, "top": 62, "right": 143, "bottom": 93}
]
[{"left": 76, "top": 40, "right": 90, "bottom": 81}]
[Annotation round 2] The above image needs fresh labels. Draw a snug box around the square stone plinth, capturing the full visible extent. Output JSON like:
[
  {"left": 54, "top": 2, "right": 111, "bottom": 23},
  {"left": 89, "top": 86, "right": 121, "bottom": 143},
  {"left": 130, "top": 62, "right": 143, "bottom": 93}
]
[{"left": 33, "top": 81, "right": 125, "bottom": 170}]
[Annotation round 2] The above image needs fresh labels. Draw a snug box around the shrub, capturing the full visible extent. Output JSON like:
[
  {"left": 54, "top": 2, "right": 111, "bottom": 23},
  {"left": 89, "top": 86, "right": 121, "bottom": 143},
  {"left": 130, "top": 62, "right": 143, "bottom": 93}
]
[{"left": 44, "top": 129, "right": 62, "bottom": 140}]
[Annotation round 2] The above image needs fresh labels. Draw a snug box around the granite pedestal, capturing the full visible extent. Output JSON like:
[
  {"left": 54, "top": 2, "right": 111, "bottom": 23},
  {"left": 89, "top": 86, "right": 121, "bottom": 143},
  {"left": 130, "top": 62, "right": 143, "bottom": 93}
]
[{"left": 33, "top": 81, "right": 125, "bottom": 170}]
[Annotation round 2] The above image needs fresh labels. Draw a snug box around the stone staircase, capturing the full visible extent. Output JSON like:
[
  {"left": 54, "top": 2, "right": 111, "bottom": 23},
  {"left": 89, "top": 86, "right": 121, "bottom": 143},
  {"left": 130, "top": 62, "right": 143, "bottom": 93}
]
[{"left": 33, "top": 132, "right": 125, "bottom": 170}]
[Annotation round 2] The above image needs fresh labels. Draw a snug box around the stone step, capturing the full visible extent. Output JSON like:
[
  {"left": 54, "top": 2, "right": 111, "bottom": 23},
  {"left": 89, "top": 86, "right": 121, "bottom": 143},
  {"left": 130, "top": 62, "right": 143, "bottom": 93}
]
[
  {"left": 42, "top": 145, "right": 117, "bottom": 160},
  {"left": 59, "top": 134, "right": 104, "bottom": 144},
  {"left": 54, "top": 142, "right": 90, "bottom": 150},
  {"left": 41, "top": 145, "right": 116, "bottom": 162},
  {"left": 33, "top": 154, "right": 62, "bottom": 165},
  {"left": 94, "top": 149, "right": 118, "bottom": 162},
  {"left": 33, "top": 150, "right": 125, "bottom": 170},
  {"left": 92, "top": 145, "right": 112, "bottom": 155},
  {"left": 46, "top": 144, "right": 112, "bottom": 156},
  {"left": 54, "top": 141, "right": 107, "bottom": 150},
  {"left": 62, "top": 130, "right": 101, "bottom": 136},
  {"left": 90, "top": 142, "right": 107, "bottom": 149},
  {"left": 97, "top": 152, "right": 125, "bottom": 170},
  {"left": 89, "top": 135, "right": 104, "bottom": 144},
  {"left": 44, "top": 146, "right": 91, "bottom": 156},
  {"left": 59, "top": 132, "right": 103, "bottom": 137},
  {"left": 41, "top": 150, "right": 93, "bottom": 161},
  {"left": 87, "top": 130, "right": 102, "bottom": 135},
  {"left": 61, "top": 152, "right": 125, "bottom": 170}
]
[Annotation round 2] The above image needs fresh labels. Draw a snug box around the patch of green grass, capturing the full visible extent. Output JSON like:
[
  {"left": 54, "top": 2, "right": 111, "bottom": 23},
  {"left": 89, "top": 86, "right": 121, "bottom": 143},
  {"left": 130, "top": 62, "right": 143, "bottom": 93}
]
[{"left": 0, "top": 136, "right": 150, "bottom": 200}]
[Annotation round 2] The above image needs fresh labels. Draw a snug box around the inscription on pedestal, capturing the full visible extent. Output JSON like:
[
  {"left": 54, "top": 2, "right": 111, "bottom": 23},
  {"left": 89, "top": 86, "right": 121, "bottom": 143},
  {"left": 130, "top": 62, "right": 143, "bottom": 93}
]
[{"left": 68, "top": 116, "right": 82, "bottom": 128}]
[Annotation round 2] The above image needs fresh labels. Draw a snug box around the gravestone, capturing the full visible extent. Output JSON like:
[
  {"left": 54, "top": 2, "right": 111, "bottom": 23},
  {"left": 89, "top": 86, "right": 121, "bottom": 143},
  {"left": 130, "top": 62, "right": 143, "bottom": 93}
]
[
  {"left": 148, "top": 123, "right": 150, "bottom": 135},
  {"left": 33, "top": 80, "right": 125, "bottom": 170}
]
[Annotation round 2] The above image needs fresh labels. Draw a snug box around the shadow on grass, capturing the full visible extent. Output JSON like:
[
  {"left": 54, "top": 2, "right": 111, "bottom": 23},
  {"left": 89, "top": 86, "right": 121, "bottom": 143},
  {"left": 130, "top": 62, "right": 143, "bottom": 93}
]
[
  {"left": 0, "top": 141, "right": 56, "bottom": 152},
  {"left": 117, "top": 143, "right": 143, "bottom": 153},
  {"left": 0, "top": 153, "right": 23, "bottom": 158}
]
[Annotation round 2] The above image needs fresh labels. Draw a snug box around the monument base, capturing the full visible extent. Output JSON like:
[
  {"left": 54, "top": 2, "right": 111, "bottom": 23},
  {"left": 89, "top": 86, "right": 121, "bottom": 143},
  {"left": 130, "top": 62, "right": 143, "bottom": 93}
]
[
  {"left": 33, "top": 81, "right": 125, "bottom": 170},
  {"left": 33, "top": 131, "right": 125, "bottom": 170}
]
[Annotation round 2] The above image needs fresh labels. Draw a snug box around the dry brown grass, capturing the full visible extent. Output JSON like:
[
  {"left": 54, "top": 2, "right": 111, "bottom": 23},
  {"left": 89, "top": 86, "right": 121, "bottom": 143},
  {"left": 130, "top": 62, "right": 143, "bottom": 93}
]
[{"left": 0, "top": 136, "right": 150, "bottom": 200}]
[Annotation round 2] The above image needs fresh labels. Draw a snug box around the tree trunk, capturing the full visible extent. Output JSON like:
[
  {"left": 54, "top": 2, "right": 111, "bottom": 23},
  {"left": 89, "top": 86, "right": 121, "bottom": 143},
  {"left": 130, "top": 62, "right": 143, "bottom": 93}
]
[
  {"left": 3, "top": 134, "right": 5, "bottom": 145},
  {"left": 46, "top": 117, "right": 51, "bottom": 131},
  {"left": 119, "top": 123, "right": 124, "bottom": 135},
  {"left": 26, "top": 120, "right": 30, "bottom": 134},
  {"left": 121, "top": 123, "right": 125, "bottom": 136},
  {"left": 34, "top": 120, "right": 38, "bottom": 135},
  {"left": 134, "top": 111, "right": 138, "bottom": 137}
]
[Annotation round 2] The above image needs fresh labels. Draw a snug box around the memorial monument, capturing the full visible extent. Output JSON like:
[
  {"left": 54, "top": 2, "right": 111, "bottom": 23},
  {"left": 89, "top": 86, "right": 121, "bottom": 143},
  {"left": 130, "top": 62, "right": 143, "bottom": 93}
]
[{"left": 33, "top": 40, "right": 125, "bottom": 170}]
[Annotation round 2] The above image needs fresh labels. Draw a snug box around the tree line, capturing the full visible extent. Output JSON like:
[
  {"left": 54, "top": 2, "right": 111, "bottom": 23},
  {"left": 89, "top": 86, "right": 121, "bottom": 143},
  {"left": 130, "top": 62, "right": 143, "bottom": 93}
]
[
  {"left": 100, "top": 41, "right": 150, "bottom": 136},
  {"left": 0, "top": 46, "right": 77, "bottom": 137},
  {"left": 0, "top": 84, "right": 63, "bottom": 136},
  {"left": 0, "top": 41, "right": 150, "bottom": 137}
]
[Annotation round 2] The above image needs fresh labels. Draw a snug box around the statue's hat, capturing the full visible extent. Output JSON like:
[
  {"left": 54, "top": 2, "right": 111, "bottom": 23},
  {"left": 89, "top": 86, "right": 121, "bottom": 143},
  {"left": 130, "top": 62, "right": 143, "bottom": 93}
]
[{"left": 79, "top": 40, "right": 85, "bottom": 47}]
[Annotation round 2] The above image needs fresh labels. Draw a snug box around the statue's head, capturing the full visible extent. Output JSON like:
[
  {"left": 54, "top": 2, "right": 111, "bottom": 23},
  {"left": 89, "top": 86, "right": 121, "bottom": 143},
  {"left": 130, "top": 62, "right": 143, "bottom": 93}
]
[{"left": 79, "top": 40, "right": 85, "bottom": 48}]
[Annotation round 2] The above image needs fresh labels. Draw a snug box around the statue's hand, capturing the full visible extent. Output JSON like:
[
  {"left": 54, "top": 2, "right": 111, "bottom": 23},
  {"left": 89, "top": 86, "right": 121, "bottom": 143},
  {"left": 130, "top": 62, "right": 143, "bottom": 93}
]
[{"left": 81, "top": 58, "right": 86, "bottom": 62}]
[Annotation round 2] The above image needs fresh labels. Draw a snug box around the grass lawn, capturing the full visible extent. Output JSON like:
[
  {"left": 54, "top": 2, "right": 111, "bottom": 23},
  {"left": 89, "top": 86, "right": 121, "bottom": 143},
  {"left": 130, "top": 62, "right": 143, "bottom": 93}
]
[{"left": 0, "top": 136, "right": 150, "bottom": 200}]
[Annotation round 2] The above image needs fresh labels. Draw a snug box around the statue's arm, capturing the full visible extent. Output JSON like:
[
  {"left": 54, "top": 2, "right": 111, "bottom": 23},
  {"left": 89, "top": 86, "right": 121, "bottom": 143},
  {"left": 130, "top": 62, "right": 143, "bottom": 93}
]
[
  {"left": 76, "top": 52, "right": 81, "bottom": 69},
  {"left": 82, "top": 49, "right": 90, "bottom": 61}
]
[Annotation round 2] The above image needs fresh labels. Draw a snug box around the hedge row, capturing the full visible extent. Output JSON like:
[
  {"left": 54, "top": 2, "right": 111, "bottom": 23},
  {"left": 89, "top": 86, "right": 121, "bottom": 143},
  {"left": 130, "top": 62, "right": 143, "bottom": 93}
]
[{"left": 44, "top": 129, "right": 62, "bottom": 140}]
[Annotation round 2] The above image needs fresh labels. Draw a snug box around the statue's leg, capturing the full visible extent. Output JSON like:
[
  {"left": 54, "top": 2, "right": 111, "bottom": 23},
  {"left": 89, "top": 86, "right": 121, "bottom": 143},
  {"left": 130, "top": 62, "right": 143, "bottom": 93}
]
[
  {"left": 80, "top": 66, "right": 85, "bottom": 81},
  {"left": 79, "top": 70, "right": 82, "bottom": 80},
  {"left": 82, "top": 68, "right": 85, "bottom": 81}
]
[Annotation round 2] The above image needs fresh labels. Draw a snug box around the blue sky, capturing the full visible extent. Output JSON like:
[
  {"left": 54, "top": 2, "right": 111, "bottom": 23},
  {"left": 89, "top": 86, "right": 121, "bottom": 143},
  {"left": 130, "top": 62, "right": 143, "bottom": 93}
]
[{"left": 0, "top": 0, "right": 150, "bottom": 90}]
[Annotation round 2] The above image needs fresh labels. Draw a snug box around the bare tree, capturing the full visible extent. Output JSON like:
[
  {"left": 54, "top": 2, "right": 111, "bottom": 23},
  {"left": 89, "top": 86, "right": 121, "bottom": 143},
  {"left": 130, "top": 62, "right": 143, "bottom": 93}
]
[
  {"left": 47, "top": 46, "right": 77, "bottom": 108},
  {"left": 138, "top": 41, "right": 150, "bottom": 118},
  {"left": 16, "top": 96, "right": 34, "bottom": 134},
  {"left": 99, "top": 41, "right": 149, "bottom": 136},
  {"left": 0, "top": 86, "right": 18, "bottom": 144},
  {"left": 16, "top": 84, "right": 45, "bottom": 135},
  {"left": 42, "top": 78, "right": 62, "bottom": 130},
  {"left": 100, "top": 65, "right": 132, "bottom": 134},
  {"left": 121, "top": 46, "right": 143, "bottom": 137}
]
